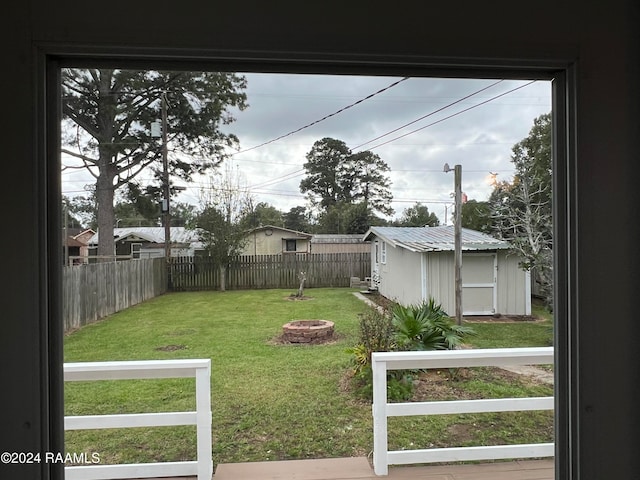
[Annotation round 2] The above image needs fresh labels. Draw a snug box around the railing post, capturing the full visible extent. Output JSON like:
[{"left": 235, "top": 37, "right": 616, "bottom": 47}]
[
  {"left": 196, "top": 361, "right": 213, "bottom": 480},
  {"left": 372, "top": 353, "right": 388, "bottom": 476}
]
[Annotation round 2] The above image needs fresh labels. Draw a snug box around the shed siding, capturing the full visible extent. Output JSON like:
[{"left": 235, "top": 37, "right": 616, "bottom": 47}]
[
  {"left": 428, "top": 250, "right": 530, "bottom": 316},
  {"left": 377, "top": 243, "right": 423, "bottom": 305},
  {"left": 496, "top": 251, "right": 531, "bottom": 315},
  {"left": 427, "top": 251, "right": 455, "bottom": 314}
]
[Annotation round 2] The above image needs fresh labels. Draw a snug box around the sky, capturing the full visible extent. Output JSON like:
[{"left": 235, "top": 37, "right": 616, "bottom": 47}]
[{"left": 61, "top": 72, "right": 552, "bottom": 225}]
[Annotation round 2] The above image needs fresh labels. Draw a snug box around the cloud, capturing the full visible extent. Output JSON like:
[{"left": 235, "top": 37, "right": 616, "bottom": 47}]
[
  {"left": 218, "top": 73, "right": 551, "bottom": 221},
  {"left": 60, "top": 72, "right": 552, "bottom": 224}
]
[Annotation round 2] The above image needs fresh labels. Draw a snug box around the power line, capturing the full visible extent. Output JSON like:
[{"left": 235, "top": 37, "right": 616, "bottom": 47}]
[
  {"left": 239, "top": 82, "right": 532, "bottom": 192},
  {"left": 231, "top": 76, "right": 410, "bottom": 156},
  {"left": 364, "top": 80, "right": 537, "bottom": 151},
  {"left": 351, "top": 79, "right": 504, "bottom": 151}
]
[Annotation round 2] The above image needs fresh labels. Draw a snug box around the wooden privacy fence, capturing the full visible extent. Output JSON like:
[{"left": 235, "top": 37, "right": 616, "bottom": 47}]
[
  {"left": 63, "top": 258, "right": 167, "bottom": 333},
  {"left": 170, "top": 252, "right": 371, "bottom": 291}
]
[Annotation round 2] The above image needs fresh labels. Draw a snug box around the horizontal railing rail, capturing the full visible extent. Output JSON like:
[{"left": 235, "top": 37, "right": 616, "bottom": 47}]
[
  {"left": 64, "top": 359, "right": 212, "bottom": 480},
  {"left": 372, "top": 347, "right": 554, "bottom": 475}
]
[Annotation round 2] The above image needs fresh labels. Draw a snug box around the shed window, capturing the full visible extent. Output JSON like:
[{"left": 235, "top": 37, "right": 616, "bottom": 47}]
[{"left": 381, "top": 242, "right": 387, "bottom": 264}]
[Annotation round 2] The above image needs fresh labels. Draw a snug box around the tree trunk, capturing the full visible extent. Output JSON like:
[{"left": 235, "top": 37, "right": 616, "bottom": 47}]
[
  {"left": 297, "top": 271, "right": 306, "bottom": 297},
  {"left": 96, "top": 169, "right": 115, "bottom": 261},
  {"left": 219, "top": 265, "right": 227, "bottom": 292}
]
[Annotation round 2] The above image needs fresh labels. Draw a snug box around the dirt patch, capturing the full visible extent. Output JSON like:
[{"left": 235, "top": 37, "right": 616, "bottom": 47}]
[
  {"left": 410, "top": 367, "right": 548, "bottom": 401},
  {"left": 284, "top": 295, "right": 314, "bottom": 301},
  {"left": 342, "top": 366, "right": 551, "bottom": 404},
  {"left": 154, "top": 344, "right": 186, "bottom": 351},
  {"left": 362, "top": 292, "right": 543, "bottom": 323},
  {"left": 269, "top": 332, "right": 345, "bottom": 346},
  {"left": 464, "top": 314, "right": 541, "bottom": 323}
]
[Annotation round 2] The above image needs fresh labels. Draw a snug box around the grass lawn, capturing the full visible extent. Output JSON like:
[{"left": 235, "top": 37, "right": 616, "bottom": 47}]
[{"left": 64, "top": 288, "right": 554, "bottom": 466}]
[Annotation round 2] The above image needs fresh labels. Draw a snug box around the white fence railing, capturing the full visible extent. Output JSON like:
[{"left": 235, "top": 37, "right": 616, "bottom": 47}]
[
  {"left": 372, "top": 347, "right": 554, "bottom": 476},
  {"left": 64, "top": 359, "right": 212, "bottom": 480}
]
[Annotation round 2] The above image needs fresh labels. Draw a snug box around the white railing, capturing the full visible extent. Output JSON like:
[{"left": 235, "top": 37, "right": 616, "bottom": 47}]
[
  {"left": 372, "top": 347, "right": 554, "bottom": 476},
  {"left": 64, "top": 359, "right": 212, "bottom": 480}
]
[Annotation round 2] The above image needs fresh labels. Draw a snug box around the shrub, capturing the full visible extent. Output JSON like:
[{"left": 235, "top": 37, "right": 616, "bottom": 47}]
[
  {"left": 348, "top": 298, "right": 476, "bottom": 402},
  {"left": 347, "top": 306, "right": 412, "bottom": 401},
  {"left": 392, "top": 298, "right": 476, "bottom": 351},
  {"left": 346, "top": 305, "right": 395, "bottom": 379}
]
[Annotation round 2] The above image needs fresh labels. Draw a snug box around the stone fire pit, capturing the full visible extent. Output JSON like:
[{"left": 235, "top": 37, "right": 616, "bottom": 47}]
[{"left": 281, "top": 320, "right": 335, "bottom": 344}]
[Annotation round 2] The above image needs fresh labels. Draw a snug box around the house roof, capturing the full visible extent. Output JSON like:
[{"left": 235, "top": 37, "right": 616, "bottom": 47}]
[
  {"left": 363, "top": 226, "right": 510, "bottom": 252},
  {"left": 311, "top": 234, "right": 370, "bottom": 244},
  {"left": 247, "top": 225, "right": 312, "bottom": 239},
  {"left": 89, "top": 227, "right": 200, "bottom": 245},
  {"left": 65, "top": 236, "right": 86, "bottom": 247}
]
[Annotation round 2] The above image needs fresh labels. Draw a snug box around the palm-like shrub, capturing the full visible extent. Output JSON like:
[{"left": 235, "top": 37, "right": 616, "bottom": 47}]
[
  {"left": 348, "top": 298, "right": 475, "bottom": 401},
  {"left": 392, "top": 298, "right": 475, "bottom": 351}
]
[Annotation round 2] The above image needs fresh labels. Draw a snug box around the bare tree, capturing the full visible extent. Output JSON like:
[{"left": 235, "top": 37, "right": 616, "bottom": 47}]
[
  {"left": 195, "top": 164, "right": 253, "bottom": 291},
  {"left": 489, "top": 113, "right": 553, "bottom": 308}
]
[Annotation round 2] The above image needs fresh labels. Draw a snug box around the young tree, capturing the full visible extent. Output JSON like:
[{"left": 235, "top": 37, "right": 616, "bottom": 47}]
[
  {"left": 394, "top": 202, "right": 440, "bottom": 227},
  {"left": 61, "top": 68, "right": 248, "bottom": 259},
  {"left": 315, "top": 201, "right": 387, "bottom": 234},
  {"left": 283, "top": 206, "right": 313, "bottom": 233},
  {"left": 241, "top": 201, "right": 284, "bottom": 229},
  {"left": 63, "top": 194, "right": 97, "bottom": 230},
  {"left": 460, "top": 199, "right": 492, "bottom": 232},
  {"left": 195, "top": 164, "right": 252, "bottom": 291},
  {"left": 489, "top": 112, "right": 553, "bottom": 307}
]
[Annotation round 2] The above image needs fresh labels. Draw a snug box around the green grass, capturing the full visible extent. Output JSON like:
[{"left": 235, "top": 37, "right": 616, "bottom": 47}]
[
  {"left": 463, "top": 300, "right": 553, "bottom": 348},
  {"left": 64, "top": 289, "right": 554, "bottom": 466}
]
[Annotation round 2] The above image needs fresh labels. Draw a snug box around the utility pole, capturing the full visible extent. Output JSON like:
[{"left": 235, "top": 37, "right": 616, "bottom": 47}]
[{"left": 444, "top": 163, "right": 463, "bottom": 325}]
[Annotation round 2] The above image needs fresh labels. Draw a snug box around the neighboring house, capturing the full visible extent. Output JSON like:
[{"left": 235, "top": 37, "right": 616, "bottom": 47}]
[
  {"left": 88, "top": 227, "right": 202, "bottom": 259},
  {"left": 242, "top": 225, "right": 312, "bottom": 255},
  {"left": 63, "top": 228, "right": 95, "bottom": 265},
  {"left": 363, "top": 226, "right": 531, "bottom": 316},
  {"left": 310, "top": 234, "right": 371, "bottom": 254}
]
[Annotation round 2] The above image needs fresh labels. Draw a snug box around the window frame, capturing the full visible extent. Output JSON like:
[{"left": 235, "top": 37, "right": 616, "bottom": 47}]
[
  {"left": 42, "top": 51, "right": 576, "bottom": 479},
  {"left": 284, "top": 239, "right": 297, "bottom": 253}
]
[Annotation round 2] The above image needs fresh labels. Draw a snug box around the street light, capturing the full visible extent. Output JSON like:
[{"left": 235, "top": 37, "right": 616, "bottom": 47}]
[{"left": 444, "top": 163, "right": 463, "bottom": 326}]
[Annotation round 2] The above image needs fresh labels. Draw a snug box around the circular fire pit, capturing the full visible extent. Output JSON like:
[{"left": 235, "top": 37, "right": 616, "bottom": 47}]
[{"left": 282, "top": 320, "right": 335, "bottom": 344}]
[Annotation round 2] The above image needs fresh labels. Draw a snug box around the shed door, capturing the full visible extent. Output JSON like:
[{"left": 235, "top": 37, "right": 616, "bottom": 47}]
[{"left": 462, "top": 253, "right": 497, "bottom": 315}]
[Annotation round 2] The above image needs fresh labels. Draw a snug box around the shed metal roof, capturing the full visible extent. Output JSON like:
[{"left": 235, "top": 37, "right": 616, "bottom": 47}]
[{"left": 363, "top": 226, "right": 510, "bottom": 252}]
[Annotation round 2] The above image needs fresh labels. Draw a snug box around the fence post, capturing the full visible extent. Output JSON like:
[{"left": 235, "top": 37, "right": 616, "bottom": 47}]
[
  {"left": 372, "top": 353, "right": 388, "bottom": 476},
  {"left": 196, "top": 361, "right": 213, "bottom": 480}
]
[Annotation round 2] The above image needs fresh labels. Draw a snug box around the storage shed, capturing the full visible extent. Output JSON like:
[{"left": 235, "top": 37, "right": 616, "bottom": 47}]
[{"left": 363, "top": 226, "right": 531, "bottom": 316}]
